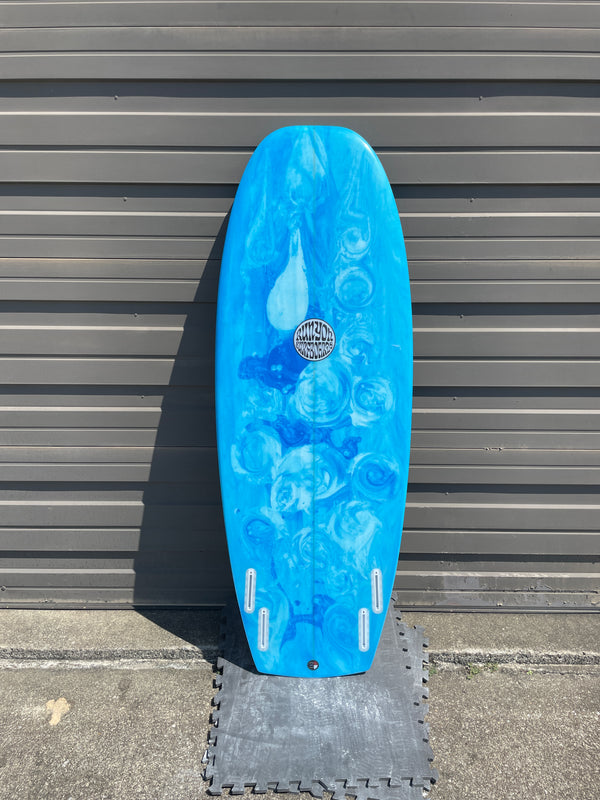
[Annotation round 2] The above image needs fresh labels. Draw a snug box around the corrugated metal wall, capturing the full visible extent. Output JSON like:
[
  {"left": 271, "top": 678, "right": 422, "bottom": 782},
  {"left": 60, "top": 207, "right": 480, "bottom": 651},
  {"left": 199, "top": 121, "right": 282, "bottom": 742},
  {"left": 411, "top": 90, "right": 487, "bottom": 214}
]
[{"left": 0, "top": 1, "right": 598, "bottom": 609}]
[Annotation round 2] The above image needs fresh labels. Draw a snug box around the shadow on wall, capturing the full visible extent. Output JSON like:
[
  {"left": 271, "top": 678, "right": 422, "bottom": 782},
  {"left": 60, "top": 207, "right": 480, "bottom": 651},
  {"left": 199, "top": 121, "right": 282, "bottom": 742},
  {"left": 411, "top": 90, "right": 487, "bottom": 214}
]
[{"left": 132, "top": 213, "right": 234, "bottom": 612}]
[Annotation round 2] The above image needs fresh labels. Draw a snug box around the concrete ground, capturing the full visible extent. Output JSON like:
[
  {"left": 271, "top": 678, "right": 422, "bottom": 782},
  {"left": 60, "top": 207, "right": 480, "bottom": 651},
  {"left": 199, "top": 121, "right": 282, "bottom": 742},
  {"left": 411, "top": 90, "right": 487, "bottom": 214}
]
[{"left": 0, "top": 609, "right": 598, "bottom": 800}]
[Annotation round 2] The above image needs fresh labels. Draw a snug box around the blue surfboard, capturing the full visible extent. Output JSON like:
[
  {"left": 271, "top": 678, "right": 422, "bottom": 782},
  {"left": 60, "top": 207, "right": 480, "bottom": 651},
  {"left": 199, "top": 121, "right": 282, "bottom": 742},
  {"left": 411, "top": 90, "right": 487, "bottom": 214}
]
[{"left": 216, "top": 126, "right": 412, "bottom": 677}]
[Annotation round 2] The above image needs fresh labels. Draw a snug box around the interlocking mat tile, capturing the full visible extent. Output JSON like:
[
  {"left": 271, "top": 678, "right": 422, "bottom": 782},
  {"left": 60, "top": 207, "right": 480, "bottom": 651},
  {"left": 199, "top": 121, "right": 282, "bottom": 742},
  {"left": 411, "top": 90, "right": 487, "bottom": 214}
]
[{"left": 204, "top": 601, "right": 437, "bottom": 799}]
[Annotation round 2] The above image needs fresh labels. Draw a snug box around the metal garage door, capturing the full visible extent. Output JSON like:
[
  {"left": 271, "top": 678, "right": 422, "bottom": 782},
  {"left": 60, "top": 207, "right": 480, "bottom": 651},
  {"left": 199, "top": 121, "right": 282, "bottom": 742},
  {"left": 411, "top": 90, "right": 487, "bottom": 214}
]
[{"left": 0, "top": 1, "right": 598, "bottom": 609}]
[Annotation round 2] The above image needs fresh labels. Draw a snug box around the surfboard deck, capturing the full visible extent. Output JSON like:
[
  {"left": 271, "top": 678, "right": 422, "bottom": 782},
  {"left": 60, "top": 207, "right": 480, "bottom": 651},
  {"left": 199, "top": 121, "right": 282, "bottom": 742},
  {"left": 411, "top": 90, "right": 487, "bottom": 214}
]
[{"left": 216, "top": 126, "right": 412, "bottom": 678}]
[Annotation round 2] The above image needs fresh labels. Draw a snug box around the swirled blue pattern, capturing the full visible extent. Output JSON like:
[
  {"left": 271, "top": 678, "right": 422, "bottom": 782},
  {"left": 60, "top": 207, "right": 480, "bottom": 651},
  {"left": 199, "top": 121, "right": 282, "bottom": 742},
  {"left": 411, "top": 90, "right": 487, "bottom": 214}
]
[
  {"left": 216, "top": 126, "right": 412, "bottom": 677},
  {"left": 352, "top": 453, "right": 400, "bottom": 503}
]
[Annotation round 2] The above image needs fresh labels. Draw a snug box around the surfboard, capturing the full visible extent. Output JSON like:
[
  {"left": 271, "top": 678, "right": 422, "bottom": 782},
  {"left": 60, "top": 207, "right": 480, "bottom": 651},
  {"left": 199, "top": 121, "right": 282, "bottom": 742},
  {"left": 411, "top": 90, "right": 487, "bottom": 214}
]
[{"left": 216, "top": 126, "right": 412, "bottom": 678}]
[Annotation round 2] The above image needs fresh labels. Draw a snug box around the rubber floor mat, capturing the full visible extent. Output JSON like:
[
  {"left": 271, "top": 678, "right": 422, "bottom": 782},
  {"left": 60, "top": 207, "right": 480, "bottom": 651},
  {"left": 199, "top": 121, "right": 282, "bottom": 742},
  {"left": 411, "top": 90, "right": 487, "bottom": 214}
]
[{"left": 204, "top": 600, "right": 437, "bottom": 799}]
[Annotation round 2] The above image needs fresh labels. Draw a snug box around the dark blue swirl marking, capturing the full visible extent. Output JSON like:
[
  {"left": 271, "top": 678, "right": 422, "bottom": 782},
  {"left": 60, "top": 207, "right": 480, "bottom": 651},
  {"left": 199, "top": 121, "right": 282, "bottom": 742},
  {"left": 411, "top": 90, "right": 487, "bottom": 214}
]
[
  {"left": 239, "top": 340, "right": 305, "bottom": 393},
  {"left": 268, "top": 415, "right": 360, "bottom": 460},
  {"left": 352, "top": 453, "right": 400, "bottom": 502},
  {"left": 242, "top": 514, "right": 280, "bottom": 549}
]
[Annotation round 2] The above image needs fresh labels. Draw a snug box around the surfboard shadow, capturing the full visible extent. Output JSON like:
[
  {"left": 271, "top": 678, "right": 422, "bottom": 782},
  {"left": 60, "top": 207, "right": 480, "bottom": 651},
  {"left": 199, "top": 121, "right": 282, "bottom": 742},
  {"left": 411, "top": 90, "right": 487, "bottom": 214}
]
[{"left": 131, "top": 209, "right": 234, "bottom": 643}]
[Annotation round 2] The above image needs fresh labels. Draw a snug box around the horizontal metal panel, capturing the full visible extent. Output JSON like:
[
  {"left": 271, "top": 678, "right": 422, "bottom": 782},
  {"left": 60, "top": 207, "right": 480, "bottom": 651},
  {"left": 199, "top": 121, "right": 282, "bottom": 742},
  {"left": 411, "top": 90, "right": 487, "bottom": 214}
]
[
  {"left": 2, "top": 557, "right": 596, "bottom": 581},
  {"left": 3, "top": 460, "right": 600, "bottom": 489},
  {"left": 3, "top": 114, "right": 600, "bottom": 147},
  {"left": 0, "top": 385, "right": 208, "bottom": 406},
  {"left": 409, "top": 466, "right": 600, "bottom": 486},
  {"left": 2, "top": 2, "right": 599, "bottom": 28},
  {"left": 412, "top": 431, "right": 600, "bottom": 450},
  {"left": 414, "top": 360, "right": 600, "bottom": 387},
  {"left": 0, "top": 446, "right": 157, "bottom": 463},
  {"left": 0, "top": 302, "right": 206, "bottom": 326},
  {"left": 0, "top": 150, "right": 254, "bottom": 184},
  {"left": 0, "top": 357, "right": 208, "bottom": 386},
  {"left": 0, "top": 211, "right": 223, "bottom": 237},
  {"left": 3, "top": 26, "right": 600, "bottom": 53},
  {"left": 4, "top": 235, "right": 600, "bottom": 262},
  {"left": 2, "top": 209, "right": 600, "bottom": 239},
  {"left": 410, "top": 446, "right": 600, "bottom": 465},
  {"left": 0, "top": 428, "right": 206, "bottom": 448},
  {"left": 4, "top": 277, "right": 600, "bottom": 304},
  {"left": 0, "top": 422, "right": 212, "bottom": 447},
  {"left": 2, "top": 186, "right": 600, "bottom": 216},
  {"left": 413, "top": 282, "right": 600, "bottom": 303},
  {"left": 1, "top": 446, "right": 599, "bottom": 485},
  {"left": 5, "top": 149, "right": 600, "bottom": 185},
  {"left": 399, "top": 556, "right": 599, "bottom": 575},
  {"left": 6, "top": 440, "right": 598, "bottom": 469},
  {"left": 0, "top": 528, "right": 141, "bottom": 552},
  {"left": 3, "top": 526, "right": 597, "bottom": 557},
  {"left": 409, "top": 487, "right": 600, "bottom": 504},
  {"left": 0, "top": 487, "right": 598, "bottom": 531},
  {"left": 386, "top": 151, "right": 600, "bottom": 185},
  {"left": 399, "top": 530, "right": 600, "bottom": 556},
  {"left": 409, "top": 239, "right": 600, "bottom": 261},
  {"left": 0, "top": 406, "right": 161, "bottom": 427},
  {"left": 393, "top": 590, "right": 600, "bottom": 610},
  {"left": 0, "top": 327, "right": 186, "bottom": 355},
  {"left": 404, "top": 214, "right": 600, "bottom": 238},
  {"left": 1, "top": 547, "right": 229, "bottom": 571},
  {"left": 0, "top": 188, "right": 234, "bottom": 213},
  {"left": 401, "top": 192, "right": 600, "bottom": 215},
  {"left": 0, "top": 465, "right": 151, "bottom": 483},
  {"left": 0, "top": 236, "right": 220, "bottom": 259},
  {"left": 0, "top": 568, "right": 135, "bottom": 589},
  {"left": 1, "top": 80, "right": 597, "bottom": 114},
  {"left": 414, "top": 306, "right": 600, "bottom": 328},
  {"left": 412, "top": 408, "right": 600, "bottom": 431},
  {"left": 1, "top": 565, "right": 595, "bottom": 598},
  {"left": 0, "top": 587, "right": 232, "bottom": 606},
  {"left": 1, "top": 587, "right": 596, "bottom": 611},
  {"left": 393, "top": 570, "right": 599, "bottom": 592},
  {"left": 2, "top": 53, "right": 599, "bottom": 81},
  {"left": 0, "top": 277, "right": 213, "bottom": 304},
  {"left": 414, "top": 389, "right": 600, "bottom": 409},
  {"left": 2, "top": 259, "right": 600, "bottom": 302},
  {"left": 1, "top": 2, "right": 599, "bottom": 29},
  {"left": 3, "top": 324, "right": 600, "bottom": 359},
  {"left": 0, "top": 567, "right": 230, "bottom": 592},
  {"left": 404, "top": 501, "right": 600, "bottom": 532},
  {"left": 0, "top": 526, "right": 221, "bottom": 552},
  {"left": 0, "top": 501, "right": 223, "bottom": 528},
  {"left": 3, "top": 355, "right": 599, "bottom": 388},
  {"left": 414, "top": 329, "right": 600, "bottom": 357},
  {"left": 1, "top": 186, "right": 598, "bottom": 215},
  {"left": 415, "top": 261, "right": 600, "bottom": 281},
  {"left": 0, "top": 447, "right": 216, "bottom": 483},
  {"left": 0, "top": 258, "right": 217, "bottom": 280},
  {"left": 0, "top": 502, "right": 143, "bottom": 527}
]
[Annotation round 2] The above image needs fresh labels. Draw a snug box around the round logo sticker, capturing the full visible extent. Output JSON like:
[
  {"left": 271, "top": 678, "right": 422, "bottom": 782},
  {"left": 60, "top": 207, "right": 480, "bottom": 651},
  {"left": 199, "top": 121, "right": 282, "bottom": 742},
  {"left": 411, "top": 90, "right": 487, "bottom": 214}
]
[{"left": 293, "top": 318, "right": 336, "bottom": 362}]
